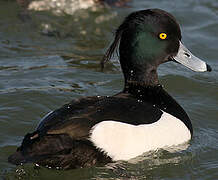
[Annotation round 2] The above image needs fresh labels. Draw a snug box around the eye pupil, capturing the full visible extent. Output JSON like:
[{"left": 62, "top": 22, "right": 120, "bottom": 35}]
[{"left": 159, "top": 33, "right": 167, "bottom": 40}]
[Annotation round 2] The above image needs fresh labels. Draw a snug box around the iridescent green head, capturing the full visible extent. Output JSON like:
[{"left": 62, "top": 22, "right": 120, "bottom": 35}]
[{"left": 102, "top": 9, "right": 211, "bottom": 86}]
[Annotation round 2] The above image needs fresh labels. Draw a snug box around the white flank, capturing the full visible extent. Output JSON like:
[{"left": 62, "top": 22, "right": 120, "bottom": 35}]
[{"left": 90, "top": 112, "right": 191, "bottom": 161}]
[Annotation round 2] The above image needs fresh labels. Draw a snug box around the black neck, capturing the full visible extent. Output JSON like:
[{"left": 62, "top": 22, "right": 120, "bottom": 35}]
[
  {"left": 120, "top": 61, "right": 159, "bottom": 87},
  {"left": 123, "top": 83, "right": 193, "bottom": 136},
  {"left": 126, "top": 68, "right": 159, "bottom": 87}
]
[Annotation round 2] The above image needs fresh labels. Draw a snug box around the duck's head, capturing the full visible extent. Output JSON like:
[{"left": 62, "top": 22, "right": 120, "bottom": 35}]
[{"left": 102, "top": 9, "right": 211, "bottom": 86}]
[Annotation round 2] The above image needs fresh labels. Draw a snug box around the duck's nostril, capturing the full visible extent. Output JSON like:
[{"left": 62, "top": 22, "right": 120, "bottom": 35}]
[{"left": 184, "top": 52, "right": 190, "bottom": 58}]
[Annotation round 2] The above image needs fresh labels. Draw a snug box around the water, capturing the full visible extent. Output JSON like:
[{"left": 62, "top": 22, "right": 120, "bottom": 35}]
[{"left": 0, "top": 0, "right": 217, "bottom": 179}]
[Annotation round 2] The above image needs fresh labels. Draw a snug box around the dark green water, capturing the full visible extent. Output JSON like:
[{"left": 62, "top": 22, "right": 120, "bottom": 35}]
[{"left": 0, "top": 0, "right": 218, "bottom": 179}]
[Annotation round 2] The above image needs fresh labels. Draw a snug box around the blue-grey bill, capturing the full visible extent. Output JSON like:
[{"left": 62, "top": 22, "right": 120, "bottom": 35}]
[{"left": 173, "top": 41, "right": 212, "bottom": 72}]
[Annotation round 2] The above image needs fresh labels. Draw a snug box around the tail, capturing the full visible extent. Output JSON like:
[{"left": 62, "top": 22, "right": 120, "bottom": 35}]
[
  {"left": 8, "top": 132, "right": 112, "bottom": 169},
  {"left": 8, "top": 131, "right": 75, "bottom": 166}
]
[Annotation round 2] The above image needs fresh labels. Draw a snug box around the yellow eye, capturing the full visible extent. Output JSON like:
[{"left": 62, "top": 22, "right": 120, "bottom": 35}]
[{"left": 159, "top": 33, "right": 167, "bottom": 40}]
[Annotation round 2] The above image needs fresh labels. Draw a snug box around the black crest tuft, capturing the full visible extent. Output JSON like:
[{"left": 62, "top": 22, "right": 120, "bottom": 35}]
[
  {"left": 100, "top": 9, "right": 155, "bottom": 70},
  {"left": 100, "top": 28, "right": 123, "bottom": 71}
]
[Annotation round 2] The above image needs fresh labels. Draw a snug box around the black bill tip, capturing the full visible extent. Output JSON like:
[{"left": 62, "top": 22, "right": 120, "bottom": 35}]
[{"left": 206, "top": 64, "right": 212, "bottom": 72}]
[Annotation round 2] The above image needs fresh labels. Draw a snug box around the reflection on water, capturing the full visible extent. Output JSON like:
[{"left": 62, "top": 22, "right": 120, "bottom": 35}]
[
  {"left": 18, "top": 0, "right": 129, "bottom": 16},
  {"left": 0, "top": 0, "right": 218, "bottom": 179},
  {"left": 28, "top": 0, "right": 96, "bottom": 15},
  {"left": 3, "top": 148, "right": 192, "bottom": 180}
]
